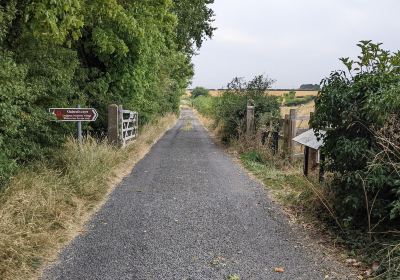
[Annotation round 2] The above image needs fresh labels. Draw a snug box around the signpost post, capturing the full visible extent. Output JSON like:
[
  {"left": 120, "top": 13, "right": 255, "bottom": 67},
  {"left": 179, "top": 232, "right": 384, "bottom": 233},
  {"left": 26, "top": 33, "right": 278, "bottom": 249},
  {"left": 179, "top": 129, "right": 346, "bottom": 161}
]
[
  {"left": 49, "top": 106, "right": 98, "bottom": 144},
  {"left": 76, "top": 105, "right": 83, "bottom": 144}
]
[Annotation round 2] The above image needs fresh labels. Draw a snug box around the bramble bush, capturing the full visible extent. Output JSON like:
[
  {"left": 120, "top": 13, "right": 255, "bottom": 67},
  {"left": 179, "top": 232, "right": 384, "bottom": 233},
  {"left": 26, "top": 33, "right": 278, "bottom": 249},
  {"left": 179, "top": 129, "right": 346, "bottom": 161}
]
[{"left": 311, "top": 41, "right": 400, "bottom": 230}]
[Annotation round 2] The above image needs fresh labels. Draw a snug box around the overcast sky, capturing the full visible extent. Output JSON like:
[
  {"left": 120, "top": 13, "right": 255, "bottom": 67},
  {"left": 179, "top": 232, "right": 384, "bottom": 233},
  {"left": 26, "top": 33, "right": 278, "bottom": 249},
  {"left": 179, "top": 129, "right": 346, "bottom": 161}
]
[{"left": 191, "top": 0, "right": 400, "bottom": 89}]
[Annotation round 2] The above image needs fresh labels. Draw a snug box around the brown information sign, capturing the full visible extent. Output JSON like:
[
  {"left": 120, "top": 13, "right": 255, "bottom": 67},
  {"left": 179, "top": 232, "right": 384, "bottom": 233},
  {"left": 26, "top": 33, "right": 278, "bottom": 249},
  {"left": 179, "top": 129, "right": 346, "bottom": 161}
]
[{"left": 49, "top": 108, "right": 98, "bottom": 122}]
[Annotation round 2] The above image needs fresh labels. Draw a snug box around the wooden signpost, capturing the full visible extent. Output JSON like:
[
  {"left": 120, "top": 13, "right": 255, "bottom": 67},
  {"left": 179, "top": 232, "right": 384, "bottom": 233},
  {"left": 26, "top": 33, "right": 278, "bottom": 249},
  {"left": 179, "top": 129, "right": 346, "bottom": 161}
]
[
  {"left": 49, "top": 106, "right": 98, "bottom": 143},
  {"left": 293, "top": 129, "right": 326, "bottom": 181}
]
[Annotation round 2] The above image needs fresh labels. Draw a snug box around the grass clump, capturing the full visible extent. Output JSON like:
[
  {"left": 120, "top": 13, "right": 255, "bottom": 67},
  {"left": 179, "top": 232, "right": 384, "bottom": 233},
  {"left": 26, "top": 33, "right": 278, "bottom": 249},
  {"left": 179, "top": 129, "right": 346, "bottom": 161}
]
[
  {"left": 284, "top": 95, "right": 315, "bottom": 106},
  {"left": 281, "top": 90, "right": 316, "bottom": 106},
  {"left": 0, "top": 114, "right": 176, "bottom": 280},
  {"left": 226, "top": 274, "right": 240, "bottom": 280},
  {"left": 240, "top": 150, "right": 319, "bottom": 212}
]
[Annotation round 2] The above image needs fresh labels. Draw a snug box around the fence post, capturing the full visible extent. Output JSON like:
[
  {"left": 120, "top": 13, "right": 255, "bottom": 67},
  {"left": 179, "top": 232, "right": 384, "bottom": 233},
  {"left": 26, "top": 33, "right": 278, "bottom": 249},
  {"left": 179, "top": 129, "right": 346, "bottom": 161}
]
[
  {"left": 108, "top": 104, "right": 119, "bottom": 145},
  {"left": 304, "top": 146, "right": 310, "bottom": 177},
  {"left": 272, "top": 129, "right": 279, "bottom": 155},
  {"left": 309, "top": 112, "right": 314, "bottom": 128},
  {"left": 309, "top": 148, "right": 318, "bottom": 173},
  {"left": 246, "top": 99, "right": 255, "bottom": 136},
  {"left": 283, "top": 114, "right": 290, "bottom": 157},
  {"left": 319, "top": 152, "right": 325, "bottom": 182},
  {"left": 118, "top": 105, "right": 125, "bottom": 147},
  {"left": 288, "top": 109, "right": 297, "bottom": 162}
]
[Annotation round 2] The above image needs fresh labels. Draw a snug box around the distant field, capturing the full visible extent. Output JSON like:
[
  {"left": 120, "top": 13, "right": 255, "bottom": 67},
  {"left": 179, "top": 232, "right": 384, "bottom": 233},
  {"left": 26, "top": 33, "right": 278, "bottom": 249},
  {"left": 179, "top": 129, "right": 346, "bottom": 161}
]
[
  {"left": 186, "top": 89, "right": 317, "bottom": 128},
  {"left": 281, "top": 101, "right": 315, "bottom": 116},
  {"left": 281, "top": 101, "right": 315, "bottom": 129},
  {"left": 269, "top": 90, "right": 318, "bottom": 97},
  {"left": 202, "top": 89, "right": 318, "bottom": 97}
]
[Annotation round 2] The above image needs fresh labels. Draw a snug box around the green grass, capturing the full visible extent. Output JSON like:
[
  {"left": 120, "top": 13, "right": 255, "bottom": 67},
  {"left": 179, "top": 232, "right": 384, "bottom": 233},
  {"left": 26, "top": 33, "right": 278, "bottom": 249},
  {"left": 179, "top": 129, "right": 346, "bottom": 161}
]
[
  {"left": 240, "top": 151, "right": 318, "bottom": 209},
  {"left": 240, "top": 150, "right": 400, "bottom": 279},
  {"left": 283, "top": 95, "right": 316, "bottom": 106}
]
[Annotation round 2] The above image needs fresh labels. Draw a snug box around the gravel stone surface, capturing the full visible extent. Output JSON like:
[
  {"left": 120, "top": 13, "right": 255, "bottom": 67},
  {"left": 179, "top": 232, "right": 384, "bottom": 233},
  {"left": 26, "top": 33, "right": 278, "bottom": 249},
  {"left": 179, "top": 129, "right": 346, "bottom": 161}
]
[{"left": 43, "top": 109, "right": 355, "bottom": 280}]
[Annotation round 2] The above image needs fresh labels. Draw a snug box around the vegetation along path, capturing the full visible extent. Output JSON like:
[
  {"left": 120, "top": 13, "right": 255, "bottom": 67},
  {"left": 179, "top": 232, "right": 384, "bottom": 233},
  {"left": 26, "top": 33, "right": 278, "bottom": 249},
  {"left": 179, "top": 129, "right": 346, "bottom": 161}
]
[{"left": 43, "top": 109, "right": 353, "bottom": 280}]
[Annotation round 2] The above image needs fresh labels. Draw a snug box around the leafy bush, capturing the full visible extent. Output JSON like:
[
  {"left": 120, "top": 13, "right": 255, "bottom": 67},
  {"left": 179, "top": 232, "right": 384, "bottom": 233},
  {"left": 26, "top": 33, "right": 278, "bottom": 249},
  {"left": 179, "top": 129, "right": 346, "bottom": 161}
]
[
  {"left": 214, "top": 75, "right": 280, "bottom": 142},
  {"left": 311, "top": 41, "right": 400, "bottom": 229},
  {"left": 192, "top": 95, "right": 215, "bottom": 116},
  {"left": 192, "top": 87, "right": 209, "bottom": 98}
]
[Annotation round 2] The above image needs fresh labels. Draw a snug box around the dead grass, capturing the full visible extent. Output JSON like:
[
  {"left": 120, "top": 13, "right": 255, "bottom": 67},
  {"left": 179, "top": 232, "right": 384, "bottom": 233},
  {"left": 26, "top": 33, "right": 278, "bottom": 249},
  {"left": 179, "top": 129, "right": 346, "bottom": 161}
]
[
  {"left": 280, "top": 100, "right": 315, "bottom": 117},
  {"left": 0, "top": 114, "right": 177, "bottom": 280}
]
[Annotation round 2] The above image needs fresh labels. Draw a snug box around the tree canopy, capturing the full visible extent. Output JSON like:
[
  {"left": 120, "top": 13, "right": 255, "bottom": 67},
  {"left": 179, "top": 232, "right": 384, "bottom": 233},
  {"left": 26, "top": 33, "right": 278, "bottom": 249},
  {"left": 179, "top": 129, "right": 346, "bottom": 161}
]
[{"left": 0, "top": 0, "right": 215, "bottom": 185}]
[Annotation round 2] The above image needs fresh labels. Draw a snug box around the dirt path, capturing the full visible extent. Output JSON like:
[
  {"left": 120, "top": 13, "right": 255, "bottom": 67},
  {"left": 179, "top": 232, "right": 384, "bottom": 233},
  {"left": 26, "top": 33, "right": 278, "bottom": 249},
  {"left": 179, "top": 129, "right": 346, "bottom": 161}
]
[{"left": 43, "top": 109, "right": 354, "bottom": 279}]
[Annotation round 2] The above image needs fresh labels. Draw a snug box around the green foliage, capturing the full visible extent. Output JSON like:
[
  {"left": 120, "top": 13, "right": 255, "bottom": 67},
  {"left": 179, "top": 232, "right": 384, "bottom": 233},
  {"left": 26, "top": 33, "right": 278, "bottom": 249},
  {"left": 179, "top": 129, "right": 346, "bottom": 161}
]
[
  {"left": 0, "top": 51, "right": 30, "bottom": 185},
  {"left": 282, "top": 90, "right": 316, "bottom": 106},
  {"left": 240, "top": 150, "right": 264, "bottom": 164},
  {"left": 311, "top": 41, "right": 400, "bottom": 229},
  {"left": 214, "top": 75, "right": 280, "bottom": 142},
  {"left": 172, "top": 0, "right": 216, "bottom": 55},
  {"left": 284, "top": 95, "right": 315, "bottom": 106},
  {"left": 0, "top": 0, "right": 215, "bottom": 186},
  {"left": 192, "top": 95, "right": 214, "bottom": 116},
  {"left": 191, "top": 86, "right": 209, "bottom": 98},
  {"left": 283, "top": 90, "right": 296, "bottom": 100}
]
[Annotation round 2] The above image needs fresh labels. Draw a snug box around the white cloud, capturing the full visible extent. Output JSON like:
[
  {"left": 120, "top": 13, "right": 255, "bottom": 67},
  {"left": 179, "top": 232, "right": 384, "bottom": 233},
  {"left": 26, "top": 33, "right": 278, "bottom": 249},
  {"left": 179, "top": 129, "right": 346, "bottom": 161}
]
[
  {"left": 192, "top": 0, "right": 400, "bottom": 88},
  {"left": 214, "top": 28, "right": 259, "bottom": 45}
]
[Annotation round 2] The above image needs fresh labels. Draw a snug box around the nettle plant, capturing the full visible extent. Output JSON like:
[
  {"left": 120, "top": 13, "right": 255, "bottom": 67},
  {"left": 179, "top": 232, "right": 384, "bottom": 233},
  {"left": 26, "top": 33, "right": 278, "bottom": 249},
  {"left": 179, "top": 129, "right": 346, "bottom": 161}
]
[{"left": 311, "top": 41, "right": 400, "bottom": 229}]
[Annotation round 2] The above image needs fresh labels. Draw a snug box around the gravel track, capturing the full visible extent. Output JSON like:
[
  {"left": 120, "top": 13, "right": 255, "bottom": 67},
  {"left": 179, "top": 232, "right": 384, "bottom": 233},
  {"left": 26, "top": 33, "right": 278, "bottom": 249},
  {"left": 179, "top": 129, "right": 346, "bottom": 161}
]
[{"left": 43, "top": 109, "right": 354, "bottom": 280}]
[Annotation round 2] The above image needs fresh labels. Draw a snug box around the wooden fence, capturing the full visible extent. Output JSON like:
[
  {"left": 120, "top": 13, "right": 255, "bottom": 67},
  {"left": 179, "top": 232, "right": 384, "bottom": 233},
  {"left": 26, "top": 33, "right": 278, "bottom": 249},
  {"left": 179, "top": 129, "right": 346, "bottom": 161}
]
[{"left": 261, "top": 109, "right": 312, "bottom": 161}]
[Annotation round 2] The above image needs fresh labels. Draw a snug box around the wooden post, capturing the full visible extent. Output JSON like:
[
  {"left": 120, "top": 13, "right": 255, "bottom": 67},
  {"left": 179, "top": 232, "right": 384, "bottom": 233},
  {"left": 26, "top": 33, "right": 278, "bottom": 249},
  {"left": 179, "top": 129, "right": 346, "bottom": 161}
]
[
  {"left": 304, "top": 146, "right": 310, "bottom": 177},
  {"left": 283, "top": 114, "right": 290, "bottom": 157},
  {"left": 108, "top": 104, "right": 119, "bottom": 145},
  {"left": 272, "top": 130, "right": 279, "bottom": 155},
  {"left": 303, "top": 147, "right": 319, "bottom": 177},
  {"left": 118, "top": 105, "right": 125, "bottom": 147},
  {"left": 319, "top": 152, "right": 325, "bottom": 183},
  {"left": 309, "top": 148, "right": 318, "bottom": 173},
  {"left": 309, "top": 112, "right": 314, "bottom": 128},
  {"left": 246, "top": 99, "right": 255, "bottom": 136},
  {"left": 289, "top": 109, "right": 297, "bottom": 162}
]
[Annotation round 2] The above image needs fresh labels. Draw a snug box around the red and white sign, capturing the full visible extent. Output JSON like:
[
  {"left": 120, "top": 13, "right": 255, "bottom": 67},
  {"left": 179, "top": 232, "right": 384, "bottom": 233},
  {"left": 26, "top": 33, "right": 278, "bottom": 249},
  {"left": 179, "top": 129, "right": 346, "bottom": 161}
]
[{"left": 49, "top": 108, "right": 98, "bottom": 122}]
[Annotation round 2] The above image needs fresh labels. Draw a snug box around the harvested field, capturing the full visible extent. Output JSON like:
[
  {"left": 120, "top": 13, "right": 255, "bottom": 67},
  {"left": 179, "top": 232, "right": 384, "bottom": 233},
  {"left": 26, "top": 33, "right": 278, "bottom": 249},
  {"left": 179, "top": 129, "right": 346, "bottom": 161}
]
[{"left": 205, "top": 89, "right": 318, "bottom": 97}]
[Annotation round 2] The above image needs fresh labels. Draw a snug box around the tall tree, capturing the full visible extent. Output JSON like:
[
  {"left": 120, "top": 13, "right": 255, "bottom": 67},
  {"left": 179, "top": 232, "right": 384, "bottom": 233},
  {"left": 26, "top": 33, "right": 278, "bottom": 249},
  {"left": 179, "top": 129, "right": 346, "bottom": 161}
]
[{"left": 173, "top": 0, "right": 216, "bottom": 55}]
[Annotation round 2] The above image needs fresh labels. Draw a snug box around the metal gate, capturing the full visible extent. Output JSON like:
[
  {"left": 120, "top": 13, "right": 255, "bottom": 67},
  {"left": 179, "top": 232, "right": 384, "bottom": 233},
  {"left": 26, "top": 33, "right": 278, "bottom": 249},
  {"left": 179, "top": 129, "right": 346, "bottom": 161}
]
[
  {"left": 107, "top": 104, "right": 138, "bottom": 147},
  {"left": 119, "top": 105, "right": 138, "bottom": 146}
]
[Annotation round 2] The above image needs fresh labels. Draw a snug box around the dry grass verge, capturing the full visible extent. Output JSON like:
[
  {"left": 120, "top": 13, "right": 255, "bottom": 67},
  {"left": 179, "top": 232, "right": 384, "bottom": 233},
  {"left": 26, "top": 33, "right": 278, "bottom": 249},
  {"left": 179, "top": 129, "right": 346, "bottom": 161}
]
[{"left": 0, "top": 114, "right": 177, "bottom": 280}]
